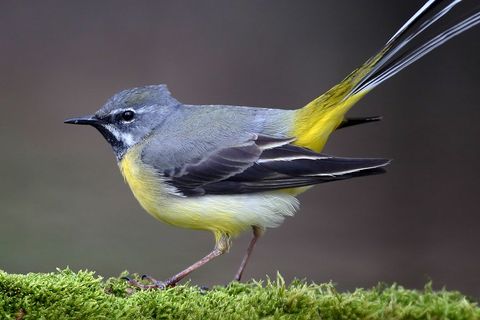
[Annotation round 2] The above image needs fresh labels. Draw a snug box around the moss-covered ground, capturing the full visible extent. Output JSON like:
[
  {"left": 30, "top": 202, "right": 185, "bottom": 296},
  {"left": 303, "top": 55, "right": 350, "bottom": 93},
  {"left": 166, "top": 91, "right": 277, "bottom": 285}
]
[{"left": 0, "top": 269, "right": 478, "bottom": 319}]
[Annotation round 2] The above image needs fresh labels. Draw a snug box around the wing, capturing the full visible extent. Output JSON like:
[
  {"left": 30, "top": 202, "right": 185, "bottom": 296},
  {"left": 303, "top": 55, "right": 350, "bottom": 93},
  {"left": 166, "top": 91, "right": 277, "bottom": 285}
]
[{"left": 157, "top": 135, "right": 390, "bottom": 196}]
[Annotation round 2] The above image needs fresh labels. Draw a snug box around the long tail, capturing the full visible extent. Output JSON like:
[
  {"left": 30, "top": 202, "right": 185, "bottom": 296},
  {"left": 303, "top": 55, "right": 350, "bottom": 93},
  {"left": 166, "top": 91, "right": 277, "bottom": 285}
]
[{"left": 292, "top": 0, "right": 480, "bottom": 152}]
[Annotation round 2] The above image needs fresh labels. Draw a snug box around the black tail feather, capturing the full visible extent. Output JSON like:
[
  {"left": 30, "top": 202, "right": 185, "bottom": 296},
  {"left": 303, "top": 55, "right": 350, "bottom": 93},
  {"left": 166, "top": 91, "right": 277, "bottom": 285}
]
[{"left": 337, "top": 116, "right": 382, "bottom": 130}]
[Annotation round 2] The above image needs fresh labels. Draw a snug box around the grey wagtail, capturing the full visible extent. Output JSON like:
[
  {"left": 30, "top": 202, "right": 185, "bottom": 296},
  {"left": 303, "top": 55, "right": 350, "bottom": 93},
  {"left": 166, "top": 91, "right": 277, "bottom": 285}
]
[{"left": 65, "top": 0, "right": 480, "bottom": 289}]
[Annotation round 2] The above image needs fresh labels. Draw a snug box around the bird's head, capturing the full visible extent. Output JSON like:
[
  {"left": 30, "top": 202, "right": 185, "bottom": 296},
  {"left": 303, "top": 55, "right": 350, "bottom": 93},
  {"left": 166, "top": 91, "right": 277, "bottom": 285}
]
[{"left": 65, "top": 84, "right": 179, "bottom": 159}]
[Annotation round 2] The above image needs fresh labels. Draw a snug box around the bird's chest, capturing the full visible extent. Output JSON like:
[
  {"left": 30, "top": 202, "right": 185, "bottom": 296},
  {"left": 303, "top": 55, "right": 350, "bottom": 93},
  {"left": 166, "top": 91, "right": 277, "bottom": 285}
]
[
  {"left": 118, "top": 144, "right": 205, "bottom": 230},
  {"left": 118, "top": 145, "right": 171, "bottom": 217}
]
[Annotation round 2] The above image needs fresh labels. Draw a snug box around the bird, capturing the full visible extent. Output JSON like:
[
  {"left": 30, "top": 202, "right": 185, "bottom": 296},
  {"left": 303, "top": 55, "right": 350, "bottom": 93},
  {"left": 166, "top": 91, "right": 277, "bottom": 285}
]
[{"left": 65, "top": 0, "right": 480, "bottom": 289}]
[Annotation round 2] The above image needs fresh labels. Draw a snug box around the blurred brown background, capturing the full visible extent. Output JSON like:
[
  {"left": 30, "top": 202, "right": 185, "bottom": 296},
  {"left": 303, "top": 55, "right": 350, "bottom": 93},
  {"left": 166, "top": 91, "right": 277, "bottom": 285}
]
[{"left": 1, "top": 1, "right": 479, "bottom": 297}]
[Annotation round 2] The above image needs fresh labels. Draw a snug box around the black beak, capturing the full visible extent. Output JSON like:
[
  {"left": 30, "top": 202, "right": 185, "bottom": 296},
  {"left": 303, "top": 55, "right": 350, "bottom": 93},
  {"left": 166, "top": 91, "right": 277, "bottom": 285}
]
[{"left": 64, "top": 115, "right": 98, "bottom": 125}]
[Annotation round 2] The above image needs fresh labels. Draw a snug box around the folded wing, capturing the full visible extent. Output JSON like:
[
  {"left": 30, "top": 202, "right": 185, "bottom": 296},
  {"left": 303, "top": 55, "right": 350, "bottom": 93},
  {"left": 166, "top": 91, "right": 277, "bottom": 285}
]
[{"left": 157, "top": 135, "right": 390, "bottom": 196}]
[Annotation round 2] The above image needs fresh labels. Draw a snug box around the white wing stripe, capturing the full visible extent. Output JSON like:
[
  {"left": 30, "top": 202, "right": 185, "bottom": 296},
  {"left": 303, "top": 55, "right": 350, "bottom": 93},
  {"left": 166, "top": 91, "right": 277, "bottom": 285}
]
[{"left": 256, "top": 155, "right": 330, "bottom": 163}]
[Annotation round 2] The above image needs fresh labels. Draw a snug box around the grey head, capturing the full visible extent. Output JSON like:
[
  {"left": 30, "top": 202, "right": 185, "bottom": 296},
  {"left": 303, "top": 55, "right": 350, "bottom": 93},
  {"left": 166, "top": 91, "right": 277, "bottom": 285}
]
[{"left": 65, "top": 84, "right": 180, "bottom": 159}]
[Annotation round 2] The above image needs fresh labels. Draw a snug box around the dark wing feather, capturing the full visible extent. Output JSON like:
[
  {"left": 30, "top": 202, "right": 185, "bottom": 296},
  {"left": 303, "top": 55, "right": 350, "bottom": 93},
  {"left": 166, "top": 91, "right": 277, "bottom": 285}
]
[
  {"left": 162, "top": 137, "right": 262, "bottom": 196},
  {"left": 162, "top": 135, "right": 390, "bottom": 196}
]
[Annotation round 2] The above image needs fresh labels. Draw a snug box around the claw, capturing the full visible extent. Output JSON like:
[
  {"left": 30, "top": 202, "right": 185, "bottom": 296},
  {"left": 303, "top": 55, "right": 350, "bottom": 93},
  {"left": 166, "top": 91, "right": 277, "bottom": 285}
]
[
  {"left": 199, "top": 285, "right": 209, "bottom": 295},
  {"left": 122, "top": 276, "right": 144, "bottom": 289},
  {"left": 122, "top": 274, "right": 168, "bottom": 290},
  {"left": 142, "top": 274, "right": 156, "bottom": 282},
  {"left": 141, "top": 274, "right": 167, "bottom": 289}
]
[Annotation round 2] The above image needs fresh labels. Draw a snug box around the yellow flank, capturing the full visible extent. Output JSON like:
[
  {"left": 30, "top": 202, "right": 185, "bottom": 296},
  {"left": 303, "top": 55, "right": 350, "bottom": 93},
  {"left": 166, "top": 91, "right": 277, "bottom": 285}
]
[{"left": 119, "top": 142, "right": 298, "bottom": 237}]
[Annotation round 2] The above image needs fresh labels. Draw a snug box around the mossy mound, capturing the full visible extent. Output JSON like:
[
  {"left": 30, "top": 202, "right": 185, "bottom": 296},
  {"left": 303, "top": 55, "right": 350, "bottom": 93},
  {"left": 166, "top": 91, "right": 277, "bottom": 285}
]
[{"left": 0, "top": 269, "right": 478, "bottom": 319}]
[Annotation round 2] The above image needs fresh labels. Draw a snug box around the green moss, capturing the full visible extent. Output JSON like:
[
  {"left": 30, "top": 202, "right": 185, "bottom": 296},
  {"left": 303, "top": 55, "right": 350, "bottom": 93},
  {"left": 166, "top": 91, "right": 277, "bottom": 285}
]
[{"left": 0, "top": 269, "right": 478, "bottom": 319}]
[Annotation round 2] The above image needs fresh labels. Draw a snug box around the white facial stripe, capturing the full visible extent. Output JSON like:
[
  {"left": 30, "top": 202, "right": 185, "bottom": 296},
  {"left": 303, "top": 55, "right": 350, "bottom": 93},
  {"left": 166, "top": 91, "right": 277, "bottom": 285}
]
[
  {"left": 121, "top": 133, "right": 135, "bottom": 146},
  {"left": 105, "top": 124, "right": 135, "bottom": 146}
]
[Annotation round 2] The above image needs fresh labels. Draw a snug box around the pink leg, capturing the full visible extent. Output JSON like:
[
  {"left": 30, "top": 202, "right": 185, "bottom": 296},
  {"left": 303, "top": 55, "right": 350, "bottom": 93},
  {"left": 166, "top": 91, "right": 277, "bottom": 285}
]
[
  {"left": 163, "top": 248, "right": 223, "bottom": 286},
  {"left": 234, "top": 226, "right": 263, "bottom": 281},
  {"left": 127, "top": 233, "right": 230, "bottom": 289}
]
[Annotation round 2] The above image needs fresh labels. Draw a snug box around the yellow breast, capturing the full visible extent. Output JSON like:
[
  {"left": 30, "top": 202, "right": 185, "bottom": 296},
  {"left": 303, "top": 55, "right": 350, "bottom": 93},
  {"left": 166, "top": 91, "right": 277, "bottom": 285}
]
[
  {"left": 118, "top": 143, "right": 298, "bottom": 237},
  {"left": 118, "top": 143, "right": 240, "bottom": 233},
  {"left": 119, "top": 144, "right": 168, "bottom": 217}
]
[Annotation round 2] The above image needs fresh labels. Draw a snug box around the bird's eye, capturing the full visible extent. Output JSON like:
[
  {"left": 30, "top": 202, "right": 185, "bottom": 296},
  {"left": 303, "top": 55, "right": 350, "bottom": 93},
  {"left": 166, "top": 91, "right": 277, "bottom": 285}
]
[{"left": 121, "top": 110, "right": 135, "bottom": 122}]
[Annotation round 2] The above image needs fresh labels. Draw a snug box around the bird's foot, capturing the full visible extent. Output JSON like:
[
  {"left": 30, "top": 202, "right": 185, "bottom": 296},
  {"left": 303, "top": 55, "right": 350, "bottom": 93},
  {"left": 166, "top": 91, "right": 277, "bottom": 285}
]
[
  {"left": 122, "top": 274, "right": 211, "bottom": 293},
  {"left": 142, "top": 274, "right": 176, "bottom": 289},
  {"left": 122, "top": 275, "right": 174, "bottom": 290}
]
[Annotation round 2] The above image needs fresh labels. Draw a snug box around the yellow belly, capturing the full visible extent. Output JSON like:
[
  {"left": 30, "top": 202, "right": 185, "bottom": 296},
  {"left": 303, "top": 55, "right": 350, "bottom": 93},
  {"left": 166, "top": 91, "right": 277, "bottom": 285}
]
[{"left": 118, "top": 143, "right": 298, "bottom": 237}]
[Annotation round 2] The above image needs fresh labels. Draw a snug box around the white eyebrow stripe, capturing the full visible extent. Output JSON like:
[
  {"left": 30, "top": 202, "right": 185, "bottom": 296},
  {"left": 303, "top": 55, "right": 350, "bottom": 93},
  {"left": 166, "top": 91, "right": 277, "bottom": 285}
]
[
  {"left": 135, "top": 105, "right": 157, "bottom": 114},
  {"left": 109, "top": 108, "right": 125, "bottom": 114},
  {"left": 107, "top": 104, "right": 156, "bottom": 117}
]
